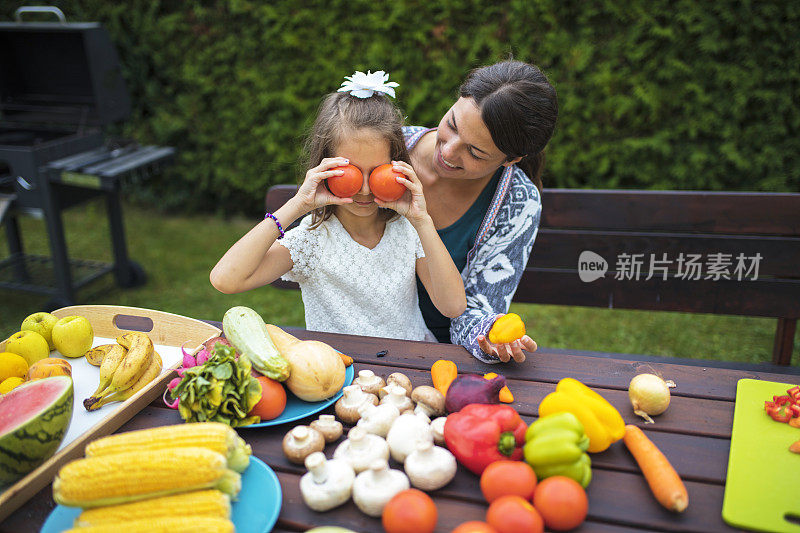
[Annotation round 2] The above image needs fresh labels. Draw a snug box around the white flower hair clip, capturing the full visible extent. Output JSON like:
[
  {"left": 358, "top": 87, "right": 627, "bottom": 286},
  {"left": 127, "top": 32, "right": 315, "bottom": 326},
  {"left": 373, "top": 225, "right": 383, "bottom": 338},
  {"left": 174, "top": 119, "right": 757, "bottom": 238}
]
[{"left": 338, "top": 70, "right": 399, "bottom": 99}]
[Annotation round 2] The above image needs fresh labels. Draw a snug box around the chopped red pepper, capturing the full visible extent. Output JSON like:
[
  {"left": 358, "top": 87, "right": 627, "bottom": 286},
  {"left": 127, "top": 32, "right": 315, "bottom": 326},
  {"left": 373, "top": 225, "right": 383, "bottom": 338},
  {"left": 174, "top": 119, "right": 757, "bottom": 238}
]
[
  {"left": 765, "top": 400, "right": 777, "bottom": 412},
  {"left": 791, "top": 404, "right": 800, "bottom": 418},
  {"left": 769, "top": 405, "right": 793, "bottom": 423},
  {"left": 774, "top": 395, "right": 792, "bottom": 406},
  {"left": 788, "top": 386, "right": 800, "bottom": 403}
]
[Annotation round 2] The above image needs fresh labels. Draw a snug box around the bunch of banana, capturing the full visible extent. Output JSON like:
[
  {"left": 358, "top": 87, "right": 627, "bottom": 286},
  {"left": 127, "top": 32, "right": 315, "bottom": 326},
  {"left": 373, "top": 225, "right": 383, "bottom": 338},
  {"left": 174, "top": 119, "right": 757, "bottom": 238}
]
[{"left": 83, "top": 332, "right": 163, "bottom": 411}]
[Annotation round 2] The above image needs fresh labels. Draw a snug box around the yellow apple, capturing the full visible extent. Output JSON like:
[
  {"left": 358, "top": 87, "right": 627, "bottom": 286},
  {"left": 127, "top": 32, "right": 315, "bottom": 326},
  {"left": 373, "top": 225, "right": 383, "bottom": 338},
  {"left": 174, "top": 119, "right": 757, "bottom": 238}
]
[
  {"left": 51, "top": 316, "right": 94, "bottom": 358},
  {"left": 4, "top": 330, "right": 50, "bottom": 366},
  {"left": 20, "top": 311, "right": 59, "bottom": 351}
]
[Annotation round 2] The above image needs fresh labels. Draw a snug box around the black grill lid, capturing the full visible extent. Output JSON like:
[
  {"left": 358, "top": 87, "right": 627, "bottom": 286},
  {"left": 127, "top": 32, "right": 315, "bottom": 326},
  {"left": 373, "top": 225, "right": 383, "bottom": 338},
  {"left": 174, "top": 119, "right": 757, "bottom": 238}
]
[{"left": 0, "top": 7, "right": 131, "bottom": 127}]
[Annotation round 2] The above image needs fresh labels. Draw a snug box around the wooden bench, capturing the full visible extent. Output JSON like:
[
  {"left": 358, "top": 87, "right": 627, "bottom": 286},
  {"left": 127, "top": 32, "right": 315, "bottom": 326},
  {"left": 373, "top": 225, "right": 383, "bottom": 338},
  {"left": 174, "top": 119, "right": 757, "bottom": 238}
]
[{"left": 266, "top": 186, "right": 800, "bottom": 365}]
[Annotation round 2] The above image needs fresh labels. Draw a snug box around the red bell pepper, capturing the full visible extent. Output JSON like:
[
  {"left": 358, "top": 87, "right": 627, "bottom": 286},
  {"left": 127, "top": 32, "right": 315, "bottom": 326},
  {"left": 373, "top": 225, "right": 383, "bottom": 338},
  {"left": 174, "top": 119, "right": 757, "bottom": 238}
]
[{"left": 443, "top": 403, "right": 527, "bottom": 475}]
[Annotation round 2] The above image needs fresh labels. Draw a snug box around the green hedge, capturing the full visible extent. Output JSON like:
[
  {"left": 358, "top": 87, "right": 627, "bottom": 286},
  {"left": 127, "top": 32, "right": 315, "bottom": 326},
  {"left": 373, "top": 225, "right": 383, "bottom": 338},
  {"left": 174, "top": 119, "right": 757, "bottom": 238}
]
[{"left": 5, "top": 1, "right": 799, "bottom": 214}]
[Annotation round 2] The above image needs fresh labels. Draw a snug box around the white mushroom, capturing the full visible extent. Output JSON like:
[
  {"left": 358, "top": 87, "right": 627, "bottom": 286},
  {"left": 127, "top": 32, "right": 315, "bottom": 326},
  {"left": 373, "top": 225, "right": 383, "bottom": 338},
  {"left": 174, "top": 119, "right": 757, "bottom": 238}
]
[
  {"left": 357, "top": 401, "right": 400, "bottom": 438},
  {"left": 380, "top": 384, "right": 414, "bottom": 414},
  {"left": 382, "top": 372, "right": 412, "bottom": 398},
  {"left": 352, "top": 459, "right": 410, "bottom": 517},
  {"left": 310, "top": 414, "right": 344, "bottom": 443},
  {"left": 353, "top": 369, "right": 386, "bottom": 396},
  {"left": 404, "top": 441, "right": 457, "bottom": 491},
  {"left": 283, "top": 425, "right": 325, "bottom": 464},
  {"left": 335, "top": 384, "right": 379, "bottom": 425},
  {"left": 333, "top": 426, "right": 390, "bottom": 473},
  {"left": 411, "top": 385, "right": 445, "bottom": 418},
  {"left": 300, "top": 451, "right": 355, "bottom": 511},
  {"left": 430, "top": 416, "right": 447, "bottom": 446},
  {"left": 386, "top": 411, "right": 433, "bottom": 463}
]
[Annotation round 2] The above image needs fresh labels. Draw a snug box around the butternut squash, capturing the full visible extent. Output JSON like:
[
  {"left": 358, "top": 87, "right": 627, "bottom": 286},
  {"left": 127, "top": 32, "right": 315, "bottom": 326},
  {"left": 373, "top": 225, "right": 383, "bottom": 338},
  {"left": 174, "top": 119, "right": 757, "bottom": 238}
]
[{"left": 265, "top": 325, "right": 346, "bottom": 401}]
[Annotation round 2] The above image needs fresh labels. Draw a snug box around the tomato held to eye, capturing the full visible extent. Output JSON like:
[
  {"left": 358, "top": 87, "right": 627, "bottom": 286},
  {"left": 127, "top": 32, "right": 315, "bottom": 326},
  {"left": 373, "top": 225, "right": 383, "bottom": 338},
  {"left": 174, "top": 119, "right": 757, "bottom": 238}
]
[
  {"left": 327, "top": 164, "right": 363, "bottom": 198},
  {"left": 368, "top": 164, "right": 406, "bottom": 201}
]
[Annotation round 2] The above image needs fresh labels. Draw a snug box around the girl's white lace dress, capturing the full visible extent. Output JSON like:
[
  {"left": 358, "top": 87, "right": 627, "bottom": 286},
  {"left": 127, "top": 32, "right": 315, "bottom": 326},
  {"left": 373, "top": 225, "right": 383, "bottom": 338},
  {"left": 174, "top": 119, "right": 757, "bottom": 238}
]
[{"left": 279, "top": 213, "right": 436, "bottom": 342}]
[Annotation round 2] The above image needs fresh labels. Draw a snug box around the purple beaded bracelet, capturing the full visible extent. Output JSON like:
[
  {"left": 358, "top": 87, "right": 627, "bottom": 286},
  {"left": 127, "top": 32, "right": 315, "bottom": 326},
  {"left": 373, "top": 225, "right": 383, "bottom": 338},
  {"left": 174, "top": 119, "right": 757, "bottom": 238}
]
[{"left": 264, "top": 212, "right": 284, "bottom": 239}]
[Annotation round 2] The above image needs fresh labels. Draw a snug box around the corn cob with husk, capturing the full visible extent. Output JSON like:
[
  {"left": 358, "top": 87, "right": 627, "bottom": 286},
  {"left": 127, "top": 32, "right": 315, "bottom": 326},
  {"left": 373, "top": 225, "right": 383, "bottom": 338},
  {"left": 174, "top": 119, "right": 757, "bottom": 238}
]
[
  {"left": 84, "top": 422, "right": 251, "bottom": 472},
  {"left": 74, "top": 489, "right": 230, "bottom": 528},
  {"left": 53, "top": 447, "right": 240, "bottom": 508},
  {"left": 64, "top": 516, "right": 234, "bottom": 533}
]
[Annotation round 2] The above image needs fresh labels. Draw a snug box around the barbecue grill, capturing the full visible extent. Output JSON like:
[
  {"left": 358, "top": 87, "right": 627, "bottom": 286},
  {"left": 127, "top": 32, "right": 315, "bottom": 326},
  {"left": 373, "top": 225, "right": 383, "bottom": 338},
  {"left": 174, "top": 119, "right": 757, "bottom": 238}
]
[{"left": 0, "top": 6, "right": 174, "bottom": 308}]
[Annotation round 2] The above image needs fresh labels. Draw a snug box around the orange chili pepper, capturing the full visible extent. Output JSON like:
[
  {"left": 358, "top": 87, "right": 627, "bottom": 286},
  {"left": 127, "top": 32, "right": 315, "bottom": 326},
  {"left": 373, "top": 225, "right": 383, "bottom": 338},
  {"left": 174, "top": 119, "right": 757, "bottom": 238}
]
[{"left": 431, "top": 359, "right": 458, "bottom": 395}]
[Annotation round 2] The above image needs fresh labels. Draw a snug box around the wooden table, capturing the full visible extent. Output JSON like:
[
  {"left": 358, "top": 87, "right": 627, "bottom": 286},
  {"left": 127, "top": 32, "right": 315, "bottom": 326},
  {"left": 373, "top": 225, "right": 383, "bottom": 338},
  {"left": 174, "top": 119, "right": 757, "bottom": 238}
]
[{"left": 3, "top": 327, "right": 799, "bottom": 533}]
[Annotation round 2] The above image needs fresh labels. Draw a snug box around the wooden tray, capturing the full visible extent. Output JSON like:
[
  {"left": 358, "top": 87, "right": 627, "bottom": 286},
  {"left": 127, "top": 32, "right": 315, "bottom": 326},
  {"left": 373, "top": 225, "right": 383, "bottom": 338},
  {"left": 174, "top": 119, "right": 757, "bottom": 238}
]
[{"left": 0, "top": 305, "right": 220, "bottom": 522}]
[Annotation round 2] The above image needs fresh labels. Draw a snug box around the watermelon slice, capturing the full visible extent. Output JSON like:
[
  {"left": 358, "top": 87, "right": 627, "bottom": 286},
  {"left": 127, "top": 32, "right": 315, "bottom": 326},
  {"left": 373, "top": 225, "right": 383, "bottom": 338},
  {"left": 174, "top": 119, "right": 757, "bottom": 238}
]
[{"left": 0, "top": 376, "right": 73, "bottom": 485}]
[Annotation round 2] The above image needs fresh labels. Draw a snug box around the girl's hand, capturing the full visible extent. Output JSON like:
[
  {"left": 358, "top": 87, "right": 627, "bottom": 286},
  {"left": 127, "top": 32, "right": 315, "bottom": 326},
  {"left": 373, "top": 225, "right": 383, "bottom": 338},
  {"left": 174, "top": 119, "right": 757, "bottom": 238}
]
[
  {"left": 374, "top": 161, "right": 429, "bottom": 226},
  {"left": 294, "top": 157, "right": 354, "bottom": 212},
  {"left": 477, "top": 334, "right": 537, "bottom": 363}
]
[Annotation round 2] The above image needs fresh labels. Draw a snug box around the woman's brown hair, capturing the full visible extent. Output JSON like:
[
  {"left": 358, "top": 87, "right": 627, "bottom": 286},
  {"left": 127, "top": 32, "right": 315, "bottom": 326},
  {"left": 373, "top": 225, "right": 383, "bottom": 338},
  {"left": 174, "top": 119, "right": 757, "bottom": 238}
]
[
  {"left": 459, "top": 60, "right": 558, "bottom": 192},
  {"left": 304, "top": 91, "right": 410, "bottom": 227}
]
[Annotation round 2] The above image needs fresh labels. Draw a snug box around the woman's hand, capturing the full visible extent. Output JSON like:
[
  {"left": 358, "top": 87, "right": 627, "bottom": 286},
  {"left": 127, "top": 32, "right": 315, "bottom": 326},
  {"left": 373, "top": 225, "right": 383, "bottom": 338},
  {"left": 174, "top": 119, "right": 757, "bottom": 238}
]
[
  {"left": 477, "top": 335, "right": 537, "bottom": 363},
  {"left": 294, "top": 157, "right": 354, "bottom": 212},
  {"left": 374, "top": 161, "right": 430, "bottom": 226}
]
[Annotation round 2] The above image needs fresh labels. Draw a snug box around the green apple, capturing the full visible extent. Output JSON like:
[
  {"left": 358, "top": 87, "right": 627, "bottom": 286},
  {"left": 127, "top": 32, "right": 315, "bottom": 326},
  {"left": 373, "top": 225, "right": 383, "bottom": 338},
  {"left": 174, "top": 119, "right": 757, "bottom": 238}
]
[
  {"left": 20, "top": 311, "right": 59, "bottom": 351},
  {"left": 51, "top": 315, "right": 94, "bottom": 358},
  {"left": 4, "top": 330, "right": 50, "bottom": 366}
]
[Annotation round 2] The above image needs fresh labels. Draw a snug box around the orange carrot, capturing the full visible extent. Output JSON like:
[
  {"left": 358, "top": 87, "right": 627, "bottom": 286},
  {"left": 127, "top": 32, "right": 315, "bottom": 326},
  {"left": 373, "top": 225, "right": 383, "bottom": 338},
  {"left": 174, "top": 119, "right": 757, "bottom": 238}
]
[
  {"left": 339, "top": 353, "right": 353, "bottom": 367},
  {"left": 623, "top": 424, "right": 688, "bottom": 512},
  {"left": 484, "top": 373, "right": 514, "bottom": 403},
  {"left": 431, "top": 360, "right": 457, "bottom": 395}
]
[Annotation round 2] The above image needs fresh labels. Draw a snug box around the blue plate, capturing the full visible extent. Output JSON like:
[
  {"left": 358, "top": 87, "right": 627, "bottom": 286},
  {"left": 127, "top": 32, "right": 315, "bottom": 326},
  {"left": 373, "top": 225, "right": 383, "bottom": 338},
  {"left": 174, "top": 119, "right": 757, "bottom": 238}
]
[
  {"left": 243, "top": 363, "right": 354, "bottom": 428},
  {"left": 41, "top": 457, "right": 281, "bottom": 533}
]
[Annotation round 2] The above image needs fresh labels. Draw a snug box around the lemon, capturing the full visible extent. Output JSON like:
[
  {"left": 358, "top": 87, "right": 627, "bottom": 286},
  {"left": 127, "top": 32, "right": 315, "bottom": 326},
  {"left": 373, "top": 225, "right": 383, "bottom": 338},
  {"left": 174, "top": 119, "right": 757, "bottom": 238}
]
[
  {"left": 0, "top": 352, "right": 29, "bottom": 382},
  {"left": 0, "top": 376, "right": 25, "bottom": 394}
]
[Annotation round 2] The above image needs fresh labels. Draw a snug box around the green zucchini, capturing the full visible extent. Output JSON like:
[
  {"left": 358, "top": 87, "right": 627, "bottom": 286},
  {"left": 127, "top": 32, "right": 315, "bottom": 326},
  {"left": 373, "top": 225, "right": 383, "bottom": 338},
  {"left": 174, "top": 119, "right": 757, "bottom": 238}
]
[{"left": 222, "top": 306, "right": 290, "bottom": 381}]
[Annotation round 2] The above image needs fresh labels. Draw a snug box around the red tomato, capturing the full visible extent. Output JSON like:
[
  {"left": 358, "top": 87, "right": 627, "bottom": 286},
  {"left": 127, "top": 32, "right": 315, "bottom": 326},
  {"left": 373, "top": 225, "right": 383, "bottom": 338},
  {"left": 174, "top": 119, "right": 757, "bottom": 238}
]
[
  {"left": 327, "top": 163, "right": 363, "bottom": 197},
  {"left": 486, "top": 495, "right": 544, "bottom": 533},
  {"left": 382, "top": 489, "right": 437, "bottom": 533},
  {"left": 480, "top": 460, "right": 538, "bottom": 503},
  {"left": 248, "top": 375, "right": 287, "bottom": 421},
  {"left": 532, "top": 476, "right": 588, "bottom": 531},
  {"left": 451, "top": 522, "right": 499, "bottom": 533},
  {"left": 368, "top": 163, "right": 406, "bottom": 201}
]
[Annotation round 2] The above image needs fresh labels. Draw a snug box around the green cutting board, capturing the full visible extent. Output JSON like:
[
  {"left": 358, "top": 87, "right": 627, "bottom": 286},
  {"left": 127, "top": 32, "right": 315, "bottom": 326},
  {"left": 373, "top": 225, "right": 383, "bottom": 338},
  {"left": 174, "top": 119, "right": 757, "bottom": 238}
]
[{"left": 722, "top": 379, "right": 800, "bottom": 532}]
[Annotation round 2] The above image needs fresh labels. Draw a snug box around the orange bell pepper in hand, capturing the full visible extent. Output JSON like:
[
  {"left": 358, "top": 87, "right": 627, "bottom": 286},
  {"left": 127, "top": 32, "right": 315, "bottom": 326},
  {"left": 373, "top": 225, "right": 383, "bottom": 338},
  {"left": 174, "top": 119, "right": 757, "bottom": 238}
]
[{"left": 488, "top": 313, "right": 526, "bottom": 344}]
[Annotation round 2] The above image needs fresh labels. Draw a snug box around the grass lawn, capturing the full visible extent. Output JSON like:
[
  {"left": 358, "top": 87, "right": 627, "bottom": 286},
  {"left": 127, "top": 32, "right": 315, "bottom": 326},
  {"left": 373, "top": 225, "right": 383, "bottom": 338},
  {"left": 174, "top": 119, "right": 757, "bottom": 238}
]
[{"left": 2, "top": 199, "right": 798, "bottom": 367}]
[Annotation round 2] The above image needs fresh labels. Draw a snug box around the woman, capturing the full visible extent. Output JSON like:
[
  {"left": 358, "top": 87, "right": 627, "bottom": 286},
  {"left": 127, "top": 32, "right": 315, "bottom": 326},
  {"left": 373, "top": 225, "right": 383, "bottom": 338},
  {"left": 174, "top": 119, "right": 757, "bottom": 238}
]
[{"left": 404, "top": 60, "right": 558, "bottom": 364}]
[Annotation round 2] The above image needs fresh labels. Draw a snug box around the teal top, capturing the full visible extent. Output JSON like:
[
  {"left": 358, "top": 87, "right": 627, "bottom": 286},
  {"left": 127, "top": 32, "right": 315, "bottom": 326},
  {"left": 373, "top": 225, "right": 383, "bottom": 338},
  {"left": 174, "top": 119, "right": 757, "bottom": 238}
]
[{"left": 417, "top": 168, "right": 502, "bottom": 343}]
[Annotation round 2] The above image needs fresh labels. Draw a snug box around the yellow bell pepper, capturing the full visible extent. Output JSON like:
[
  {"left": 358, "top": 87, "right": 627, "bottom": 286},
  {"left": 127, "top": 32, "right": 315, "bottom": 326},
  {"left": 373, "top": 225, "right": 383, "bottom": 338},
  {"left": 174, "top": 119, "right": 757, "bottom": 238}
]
[
  {"left": 537, "top": 378, "right": 625, "bottom": 453},
  {"left": 484, "top": 373, "right": 514, "bottom": 403},
  {"left": 488, "top": 313, "right": 526, "bottom": 344}
]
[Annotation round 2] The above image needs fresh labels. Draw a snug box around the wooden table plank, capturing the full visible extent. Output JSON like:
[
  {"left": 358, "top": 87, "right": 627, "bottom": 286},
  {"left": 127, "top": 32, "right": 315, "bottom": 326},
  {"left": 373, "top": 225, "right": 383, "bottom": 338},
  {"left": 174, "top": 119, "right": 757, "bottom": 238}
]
[{"left": 287, "top": 328, "right": 800, "bottom": 401}]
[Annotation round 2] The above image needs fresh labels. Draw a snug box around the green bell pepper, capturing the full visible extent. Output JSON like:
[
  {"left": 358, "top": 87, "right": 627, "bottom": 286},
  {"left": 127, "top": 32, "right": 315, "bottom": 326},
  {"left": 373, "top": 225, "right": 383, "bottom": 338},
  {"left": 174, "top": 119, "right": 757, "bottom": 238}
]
[{"left": 524, "top": 412, "right": 593, "bottom": 488}]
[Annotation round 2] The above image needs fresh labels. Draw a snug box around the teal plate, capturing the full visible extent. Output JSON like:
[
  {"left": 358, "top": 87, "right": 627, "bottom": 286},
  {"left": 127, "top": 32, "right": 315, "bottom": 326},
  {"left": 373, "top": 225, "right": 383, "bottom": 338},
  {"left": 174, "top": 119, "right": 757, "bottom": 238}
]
[
  {"left": 41, "top": 456, "right": 281, "bottom": 533},
  {"left": 242, "top": 363, "right": 354, "bottom": 428}
]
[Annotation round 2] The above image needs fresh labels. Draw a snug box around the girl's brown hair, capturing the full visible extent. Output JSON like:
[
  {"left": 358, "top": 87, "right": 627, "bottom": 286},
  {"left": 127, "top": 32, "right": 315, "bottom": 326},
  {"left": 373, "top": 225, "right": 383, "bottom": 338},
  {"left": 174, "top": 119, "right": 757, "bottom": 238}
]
[
  {"left": 459, "top": 60, "right": 558, "bottom": 192},
  {"left": 304, "top": 91, "right": 410, "bottom": 227}
]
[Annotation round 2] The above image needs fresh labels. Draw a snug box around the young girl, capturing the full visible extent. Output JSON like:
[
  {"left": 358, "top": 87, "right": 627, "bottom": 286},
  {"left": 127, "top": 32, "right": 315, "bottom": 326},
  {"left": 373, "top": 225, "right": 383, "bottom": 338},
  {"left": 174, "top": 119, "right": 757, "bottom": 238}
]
[{"left": 210, "top": 71, "right": 466, "bottom": 341}]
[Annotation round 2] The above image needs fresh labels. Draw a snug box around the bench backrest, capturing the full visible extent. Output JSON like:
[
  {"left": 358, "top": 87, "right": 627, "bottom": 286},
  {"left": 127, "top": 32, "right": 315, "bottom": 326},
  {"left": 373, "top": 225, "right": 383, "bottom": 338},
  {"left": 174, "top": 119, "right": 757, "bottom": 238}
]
[{"left": 266, "top": 185, "right": 800, "bottom": 364}]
